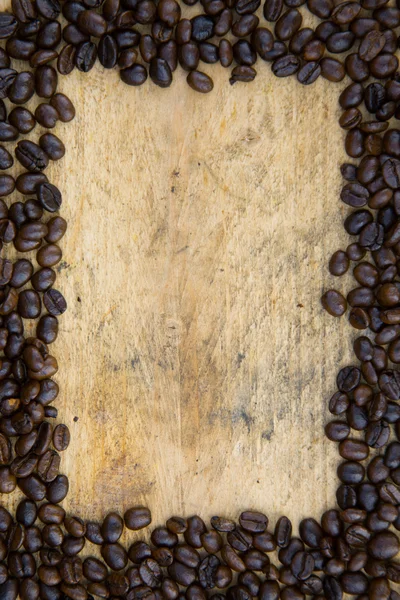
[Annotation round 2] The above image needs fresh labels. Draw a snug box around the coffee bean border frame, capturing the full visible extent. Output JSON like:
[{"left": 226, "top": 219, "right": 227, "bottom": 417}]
[{"left": 0, "top": 0, "right": 398, "bottom": 598}]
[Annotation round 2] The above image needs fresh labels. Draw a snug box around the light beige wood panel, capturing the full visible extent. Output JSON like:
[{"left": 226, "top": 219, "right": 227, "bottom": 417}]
[{"left": 2, "top": 40, "right": 355, "bottom": 532}]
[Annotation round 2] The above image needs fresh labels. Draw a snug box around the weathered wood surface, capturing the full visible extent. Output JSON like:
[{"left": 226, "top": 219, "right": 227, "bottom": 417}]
[{"left": 2, "top": 34, "right": 356, "bottom": 533}]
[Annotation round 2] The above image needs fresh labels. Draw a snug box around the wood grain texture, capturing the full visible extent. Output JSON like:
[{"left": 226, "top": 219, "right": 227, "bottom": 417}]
[{"left": 1, "top": 36, "right": 357, "bottom": 533}]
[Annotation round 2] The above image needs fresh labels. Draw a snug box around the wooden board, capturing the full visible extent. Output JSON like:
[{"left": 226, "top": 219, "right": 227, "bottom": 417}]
[{"left": 2, "top": 32, "right": 357, "bottom": 534}]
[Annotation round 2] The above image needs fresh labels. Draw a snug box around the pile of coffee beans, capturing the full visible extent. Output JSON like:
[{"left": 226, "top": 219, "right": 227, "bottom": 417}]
[{"left": 0, "top": 0, "right": 399, "bottom": 597}]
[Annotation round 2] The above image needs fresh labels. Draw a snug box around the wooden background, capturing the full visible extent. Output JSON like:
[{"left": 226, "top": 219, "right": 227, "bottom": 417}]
[{"left": 2, "top": 26, "right": 358, "bottom": 535}]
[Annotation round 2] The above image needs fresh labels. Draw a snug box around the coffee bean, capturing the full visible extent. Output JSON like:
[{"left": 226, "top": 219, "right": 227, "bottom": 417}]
[
  {"left": 191, "top": 15, "right": 214, "bottom": 41},
  {"left": 35, "top": 66, "right": 57, "bottom": 98},
  {"left": 39, "top": 134, "right": 65, "bottom": 162},
  {"left": 272, "top": 54, "right": 300, "bottom": 76},
  {"left": 120, "top": 64, "right": 148, "bottom": 86},
  {"left": 36, "top": 315, "right": 58, "bottom": 344},
  {"left": 8, "top": 71, "right": 35, "bottom": 104},
  {"left": 16, "top": 140, "right": 49, "bottom": 172},
  {"left": 124, "top": 506, "right": 151, "bottom": 530},
  {"left": 52, "top": 424, "right": 70, "bottom": 451},
  {"left": 85, "top": 522, "right": 104, "bottom": 546},
  {"left": 101, "top": 543, "right": 128, "bottom": 571},
  {"left": 77, "top": 10, "right": 107, "bottom": 36},
  {"left": 321, "top": 290, "right": 347, "bottom": 317},
  {"left": 57, "top": 44, "right": 76, "bottom": 75},
  {"left": 43, "top": 289, "right": 67, "bottom": 316},
  {"left": 275, "top": 516, "right": 292, "bottom": 548},
  {"left": 187, "top": 70, "right": 213, "bottom": 93},
  {"left": 9, "top": 107, "right": 35, "bottom": 134},
  {"left": 75, "top": 41, "right": 97, "bottom": 72},
  {"left": 149, "top": 57, "right": 172, "bottom": 87},
  {"left": 98, "top": 34, "right": 118, "bottom": 68},
  {"left": 184, "top": 516, "right": 206, "bottom": 548},
  {"left": 368, "top": 531, "right": 399, "bottom": 560},
  {"left": 18, "top": 290, "right": 41, "bottom": 319},
  {"left": 35, "top": 104, "right": 58, "bottom": 129},
  {"left": 36, "top": 244, "right": 62, "bottom": 267},
  {"left": 37, "top": 183, "right": 62, "bottom": 212},
  {"left": 101, "top": 512, "right": 123, "bottom": 543},
  {"left": 83, "top": 556, "right": 107, "bottom": 582}
]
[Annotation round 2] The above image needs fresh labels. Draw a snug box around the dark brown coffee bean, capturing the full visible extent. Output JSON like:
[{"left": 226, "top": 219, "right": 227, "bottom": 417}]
[
  {"left": 368, "top": 531, "right": 399, "bottom": 560},
  {"left": 35, "top": 66, "right": 57, "bottom": 98},
  {"left": 37, "top": 315, "right": 58, "bottom": 344},
  {"left": 100, "top": 512, "right": 123, "bottom": 543},
  {"left": 184, "top": 516, "right": 206, "bottom": 548},
  {"left": 35, "top": 104, "right": 58, "bottom": 129},
  {"left": 16, "top": 141, "right": 49, "bottom": 173},
  {"left": 149, "top": 57, "right": 172, "bottom": 87},
  {"left": 101, "top": 543, "right": 128, "bottom": 571},
  {"left": 83, "top": 556, "right": 107, "bottom": 582},
  {"left": 9, "top": 108, "right": 35, "bottom": 134},
  {"left": 272, "top": 54, "right": 300, "bottom": 77},
  {"left": 39, "top": 135, "right": 64, "bottom": 163},
  {"left": 201, "top": 531, "right": 222, "bottom": 554},
  {"left": 191, "top": 15, "right": 214, "bottom": 41},
  {"left": 187, "top": 70, "right": 213, "bottom": 93},
  {"left": 58, "top": 45, "right": 76, "bottom": 75},
  {"left": 120, "top": 64, "right": 148, "bottom": 86},
  {"left": 18, "top": 473, "right": 46, "bottom": 501},
  {"left": 37, "top": 244, "right": 62, "bottom": 268},
  {"left": 124, "top": 506, "right": 151, "bottom": 530},
  {"left": 75, "top": 41, "right": 97, "bottom": 72},
  {"left": 264, "top": 0, "right": 283, "bottom": 20},
  {"left": 49, "top": 94, "right": 75, "bottom": 123},
  {"left": 321, "top": 290, "right": 347, "bottom": 317},
  {"left": 77, "top": 10, "right": 107, "bottom": 36},
  {"left": 18, "top": 290, "right": 41, "bottom": 319},
  {"left": 42, "top": 289, "right": 67, "bottom": 316},
  {"left": 339, "top": 439, "right": 369, "bottom": 461},
  {"left": 275, "top": 516, "right": 292, "bottom": 548},
  {"left": 275, "top": 8, "right": 302, "bottom": 40}
]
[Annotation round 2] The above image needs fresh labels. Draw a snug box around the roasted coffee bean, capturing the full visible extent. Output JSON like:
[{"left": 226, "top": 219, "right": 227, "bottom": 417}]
[
  {"left": 37, "top": 244, "right": 62, "bottom": 267},
  {"left": 275, "top": 516, "right": 292, "bottom": 548},
  {"left": 272, "top": 54, "right": 300, "bottom": 76},
  {"left": 77, "top": 10, "right": 107, "bottom": 36},
  {"left": 187, "top": 70, "right": 213, "bottom": 93},
  {"left": 8, "top": 71, "right": 35, "bottom": 104},
  {"left": 201, "top": 531, "right": 222, "bottom": 554},
  {"left": 84, "top": 522, "right": 104, "bottom": 546},
  {"left": 101, "top": 543, "right": 128, "bottom": 571},
  {"left": 368, "top": 531, "right": 399, "bottom": 559},
  {"left": 9, "top": 108, "right": 35, "bottom": 134},
  {"left": 36, "top": 315, "right": 58, "bottom": 344},
  {"left": 124, "top": 506, "right": 151, "bottom": 530},
  {"left": 120, "top": 64, "right": 148, "bottom": 86},
  {"left": 321, "top": 290, "right": 347, "bottom": 316},
  {"left": 35, "top": 66, "right": 57, "bottom": 98},
  {"left": 98, "top": 34, "right": 118, "bottom": 68},
  {"left": 16, "top": 140, "right": 49, "bottom": 172},
  {"left": 128, "top": 540, "right": 151, "bottom": 563},
  {"left": 31, "top": 268, "right": 56, "bottom": 293},
  {"left": 184, "top": 516, "right": 206, "bottom": 548},
  {"left": 57, "top": 45, "right": 76, "bottom": 75},
  {"left": 101, "top": 512, "right": 123, "bottom": 543},
  {"left": 39, "top": 135, "right": 65, "bottom": 162},
  {"left": 149, "top": 57, "right": 172, "bottom": 87},
  {"left": 35, "top": 104, "right": 58, "bottom": 129},
  {"left": 191, "top": 15, "right": 214, "bottom": 41},
  {"left": 75, "top": 41, "right": 97, "bottom": 72},
  {"left": 18, "top": 290, "right": 41, "bottom": 319},
  {"left": 37, "top": 21, "right": 61, "bottom": 50},
  {"left": 156, "top": 0, "right": 180, "bottom": 26},
  {"left": 83, "top": 556, "right": 107, "bottom": 582}
]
